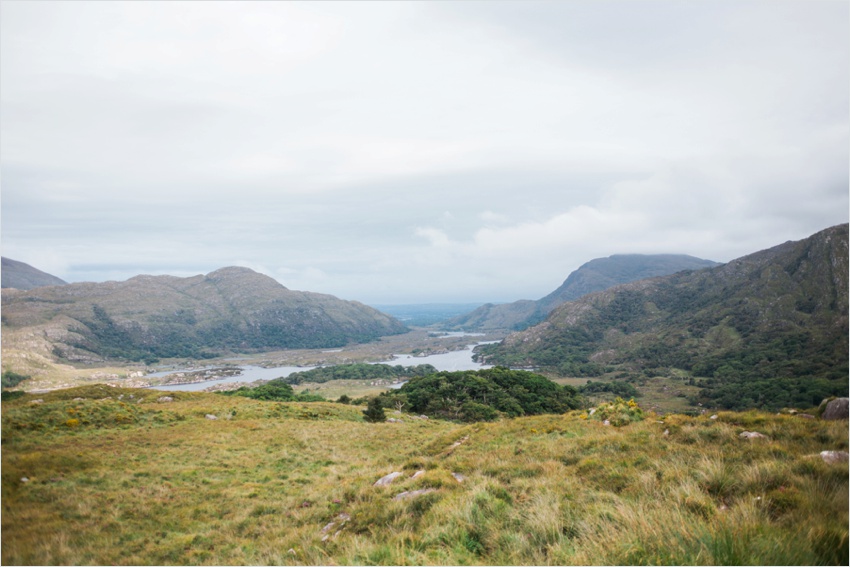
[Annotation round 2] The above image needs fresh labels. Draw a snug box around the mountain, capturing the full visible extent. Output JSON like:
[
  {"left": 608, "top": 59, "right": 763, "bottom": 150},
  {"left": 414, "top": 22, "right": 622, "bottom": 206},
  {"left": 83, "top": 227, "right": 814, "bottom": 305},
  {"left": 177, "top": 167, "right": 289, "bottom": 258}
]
[
  {"left": 1, "top": 257, "right": 67, "bottom": 290},
  {"left": 369, "top": 303, "right": 486, "bottom": 326},
  {"left": 446, "top": 254, "right": 719, "bottom": 331},
  {"left": 0, "top": 266, "right": 407, "bottom": 363},
  {"left": 477, "top": 224, "right": 849, "bottom": 410}
]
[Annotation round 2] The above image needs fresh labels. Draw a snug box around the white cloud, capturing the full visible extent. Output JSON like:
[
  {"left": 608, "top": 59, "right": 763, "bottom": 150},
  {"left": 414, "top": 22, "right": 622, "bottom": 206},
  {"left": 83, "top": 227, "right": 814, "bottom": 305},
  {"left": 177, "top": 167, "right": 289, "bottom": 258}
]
[{"left": 1, "top": 1, "right": 847, "bottom": 304}]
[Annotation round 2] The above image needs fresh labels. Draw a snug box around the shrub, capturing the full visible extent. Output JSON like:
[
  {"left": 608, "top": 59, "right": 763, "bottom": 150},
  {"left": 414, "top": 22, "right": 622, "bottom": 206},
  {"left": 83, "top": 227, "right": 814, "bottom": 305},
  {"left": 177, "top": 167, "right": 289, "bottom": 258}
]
[
  {"left": 591, "top": 397, "right": 645, "bottom": 426},
  {"left": 362, "top": 397, "right": 386, "bottom": 423}
]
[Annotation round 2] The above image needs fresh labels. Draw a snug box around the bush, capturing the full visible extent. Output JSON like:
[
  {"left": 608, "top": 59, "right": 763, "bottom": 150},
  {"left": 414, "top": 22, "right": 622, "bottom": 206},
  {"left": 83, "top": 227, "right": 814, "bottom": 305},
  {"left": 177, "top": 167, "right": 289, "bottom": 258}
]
[
  {"left": 2, "top": 370, "right": 29, "bottom": 389},
  {"left": 591, "top": 397, "right": 646, "bottom": 426},
  {"left": 363, "top": 397, "right": 386, "bottom": 423}
]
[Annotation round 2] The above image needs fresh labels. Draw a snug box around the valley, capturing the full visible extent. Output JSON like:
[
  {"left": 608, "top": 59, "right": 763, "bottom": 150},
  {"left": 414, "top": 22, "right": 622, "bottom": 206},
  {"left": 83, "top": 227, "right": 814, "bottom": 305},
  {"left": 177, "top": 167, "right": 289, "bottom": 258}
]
[{"left": 2, "top": 224, "right": 849, "bottom": 566}]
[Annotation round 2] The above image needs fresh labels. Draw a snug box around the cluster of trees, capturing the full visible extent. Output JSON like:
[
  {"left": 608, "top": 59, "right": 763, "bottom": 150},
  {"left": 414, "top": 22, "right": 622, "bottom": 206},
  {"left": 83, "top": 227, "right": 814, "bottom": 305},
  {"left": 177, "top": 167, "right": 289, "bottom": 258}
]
[
  {"left": 282, "top": 363, "right": 437, "bottom": 385},
  {"left": 217, "top": 381, "right": 325, "bottom": 403},
  {"left": 377, "top": 367, "right": 581, "bottom": 422},
  {"left": 578, "top": 380, "right": 640, "bottom": 399},
  {"left": 2, "top": 370, "right": 29, "bottom": 389}
]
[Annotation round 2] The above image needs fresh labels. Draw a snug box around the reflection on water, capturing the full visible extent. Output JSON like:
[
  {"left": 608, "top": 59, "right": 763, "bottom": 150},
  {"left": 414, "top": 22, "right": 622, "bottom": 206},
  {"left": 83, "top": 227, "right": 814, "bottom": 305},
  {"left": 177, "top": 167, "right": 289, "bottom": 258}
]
[
  {"left": 151, "top": 340, "right": 498, "bottom": 391},
  {"left": 152, "top": 365, "right": 315, "bottom": 391}
]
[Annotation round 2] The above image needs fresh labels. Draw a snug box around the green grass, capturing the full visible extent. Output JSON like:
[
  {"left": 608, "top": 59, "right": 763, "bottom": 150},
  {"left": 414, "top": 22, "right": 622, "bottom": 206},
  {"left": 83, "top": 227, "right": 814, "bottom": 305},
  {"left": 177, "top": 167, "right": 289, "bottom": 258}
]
[{"left": 2, "top": 388, "right": 847, "bottom": 565}]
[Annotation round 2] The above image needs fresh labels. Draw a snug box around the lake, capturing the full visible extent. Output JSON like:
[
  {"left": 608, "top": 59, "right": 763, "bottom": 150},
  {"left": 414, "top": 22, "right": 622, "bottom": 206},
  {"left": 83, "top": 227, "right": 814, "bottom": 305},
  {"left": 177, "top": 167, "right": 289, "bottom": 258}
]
[{"left": 151, "top": 340, "right": 497, "bottom": 392}]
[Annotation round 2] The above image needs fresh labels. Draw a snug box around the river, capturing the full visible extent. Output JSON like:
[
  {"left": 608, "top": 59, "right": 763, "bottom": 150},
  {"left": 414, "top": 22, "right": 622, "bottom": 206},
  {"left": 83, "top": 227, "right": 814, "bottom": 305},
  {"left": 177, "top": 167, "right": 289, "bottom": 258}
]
[{"left": 151, "top": 339, "right": 498, "bottom": 392}]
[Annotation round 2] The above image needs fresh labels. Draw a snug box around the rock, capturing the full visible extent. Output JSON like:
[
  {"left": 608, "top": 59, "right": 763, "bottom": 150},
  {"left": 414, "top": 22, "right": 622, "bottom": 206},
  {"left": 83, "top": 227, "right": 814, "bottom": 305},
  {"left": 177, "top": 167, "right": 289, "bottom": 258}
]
[
  {"left": 451, "top": 472, "right": 465, "bottom": 483},
  {"left": 387, "top": 418, "right": 403, "bottom": 423},
  {"left": 820, "top": 451, "right": 849, "bottom": 464},
  {"left": 20, "top": 477, "right": 29, "bottom": 483},
  {"left": 374, "top": 472, "right": 403, "bottom": 486},
  {"left": 393, "top": 488, "right": 436, "bottom": 500},
  {"left": 662, "top": 429, "right": 670, "bottom": 437},
  {"left": 418, "top": 415, "right": 429, "bottom": 419},
  {"left": 589, "top": 408, "right": 596, "bottom": 416},
  {"left": 73, "top": 397, "right": 85, "bottom": 401},
  {"left": 709, "top": 415, "right": 718, "bottom": 420},
  {"left": 321, "top": 522, "right": 336, "bottom": 533},
  {"left": 29, "top": 399, "right": 44, "bottom": 404},
  {"left": 411, "top": 470, "right": 425, "bottom": 479},
  {"left": 205, "top": 414, "right": 217, "bottom": 420},
  {"left": 157, "top": 396, "right": 173, "bottom": 403},
  {"left": 603, "top": 420, "right": 610, "bottom": 426},
  {"left": 739, "top": 431, "right": 767, "bottom": 439},
  {"left": 797, "top": 413, "right": 815, "bottom": 420},
  {"left": 822, "top": 398, "right": 849, "bottom": 420},
  {"left": 336, "top": 513, "right": 351, "bottom": 522}
]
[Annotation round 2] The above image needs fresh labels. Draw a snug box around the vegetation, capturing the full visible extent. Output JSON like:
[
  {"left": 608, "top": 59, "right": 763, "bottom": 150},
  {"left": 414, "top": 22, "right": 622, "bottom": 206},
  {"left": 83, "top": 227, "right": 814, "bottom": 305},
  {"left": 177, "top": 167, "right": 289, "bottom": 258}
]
[
  {"left": 2, "top": 370, "right": 30, "bottom": 389},
  {"left": 483, "top": 224, "right": 849, "bottom": 411},
  {"left": 362, "top": 397, "right": 387, "bottom": 423},
  {"left": 377, "top": 367, "right": 581, "bottom": 422},
  {"left": 281, "top": 363, "right": 437, "bottom": 385},
  {"left": 217, "top": 382, "right": 326, "bottom": 403},
  {"left": 1, "top": 266, "right": 407, "bottom": 363},
  {"left": 1, "top": 386, "right": 847, "bottom": 565},
  {"left": 578, "top": 379, "right": 640, "bottom": 399}
]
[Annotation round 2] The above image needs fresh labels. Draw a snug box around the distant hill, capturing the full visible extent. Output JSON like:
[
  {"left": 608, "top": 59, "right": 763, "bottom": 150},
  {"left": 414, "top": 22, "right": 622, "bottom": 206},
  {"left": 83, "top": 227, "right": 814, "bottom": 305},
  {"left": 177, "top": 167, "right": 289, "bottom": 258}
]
[
  {"left": 446, "top": 254, "right": 719, "bottom": 331},
  {"left": 1, "top": 257, "right": 67, "bottom": 290},
  {"left": 0, "top": 266, "right": 407, "bottom": 363},
  {"left": 370, "top": 303, "right": 485, "bottom": 327},
  {"left": 477, "top": 224, "right": 849, "bottom": 411}
]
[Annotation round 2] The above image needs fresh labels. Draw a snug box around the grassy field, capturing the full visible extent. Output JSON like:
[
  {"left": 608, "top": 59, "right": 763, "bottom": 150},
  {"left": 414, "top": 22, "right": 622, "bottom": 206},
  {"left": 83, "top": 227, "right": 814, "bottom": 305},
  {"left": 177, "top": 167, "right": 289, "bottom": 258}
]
[{"left": 2, "top": 385, "right": 848, "bottom": 565}]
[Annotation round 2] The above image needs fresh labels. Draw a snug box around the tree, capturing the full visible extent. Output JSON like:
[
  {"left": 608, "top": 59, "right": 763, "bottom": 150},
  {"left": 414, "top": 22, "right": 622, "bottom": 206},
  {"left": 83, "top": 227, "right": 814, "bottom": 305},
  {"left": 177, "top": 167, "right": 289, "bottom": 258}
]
[{"left": 362, "top": 397, "right": 386, "bottom": 423}]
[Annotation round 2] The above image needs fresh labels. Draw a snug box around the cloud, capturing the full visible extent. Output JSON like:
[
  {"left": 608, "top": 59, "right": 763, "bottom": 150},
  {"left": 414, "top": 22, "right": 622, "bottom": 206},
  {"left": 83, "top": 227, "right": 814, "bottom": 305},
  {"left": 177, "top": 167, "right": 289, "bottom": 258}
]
[{"left": 1, "top": 1, "right": 847, "bottom": 304}]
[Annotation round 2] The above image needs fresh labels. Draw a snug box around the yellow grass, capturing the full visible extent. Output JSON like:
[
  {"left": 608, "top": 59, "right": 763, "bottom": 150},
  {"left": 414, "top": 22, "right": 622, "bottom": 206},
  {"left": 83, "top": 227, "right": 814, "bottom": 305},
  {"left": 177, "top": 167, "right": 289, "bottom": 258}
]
[{"left": 2, "top": 387, "right": 848, "bottom": 565}]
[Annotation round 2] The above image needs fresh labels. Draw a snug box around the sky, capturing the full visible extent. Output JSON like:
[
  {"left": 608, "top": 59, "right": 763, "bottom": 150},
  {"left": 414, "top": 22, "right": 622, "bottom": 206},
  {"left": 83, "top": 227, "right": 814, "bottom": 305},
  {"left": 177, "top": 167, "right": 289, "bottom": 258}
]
[{"left": 1, "top": 0, "right": 848, "bottom": 304}]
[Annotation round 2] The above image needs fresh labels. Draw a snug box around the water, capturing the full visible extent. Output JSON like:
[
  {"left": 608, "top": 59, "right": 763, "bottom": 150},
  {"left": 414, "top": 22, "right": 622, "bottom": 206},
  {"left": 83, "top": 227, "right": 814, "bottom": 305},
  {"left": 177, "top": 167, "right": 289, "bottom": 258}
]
[
  {"left": 152, "top": 365, "right": 315, "bottom": 391},
  {"left": 151, "top": 340, "right": 498, "bottom": 391},
  {"left": 388, "top": 343, "right": 496, "bottom": 372}
]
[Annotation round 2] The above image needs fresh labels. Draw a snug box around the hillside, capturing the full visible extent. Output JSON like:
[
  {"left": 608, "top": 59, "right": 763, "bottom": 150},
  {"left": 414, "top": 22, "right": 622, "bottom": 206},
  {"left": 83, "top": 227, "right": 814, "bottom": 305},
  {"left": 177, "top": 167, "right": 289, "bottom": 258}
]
[
  {"left": 478, "top": 224, "right": 849, "bottom": 411},
  {"left": 0, "top": 266, "right": 407, "bottom": 366},
  {"left": 1, "top": 386, "right": 847, "bottom": 565},
  {"left": 446, "top": 254, "right": 718, "bottom": 331},
  {"left": 1, "top": 257, "right": 67, "bottom": 290}
]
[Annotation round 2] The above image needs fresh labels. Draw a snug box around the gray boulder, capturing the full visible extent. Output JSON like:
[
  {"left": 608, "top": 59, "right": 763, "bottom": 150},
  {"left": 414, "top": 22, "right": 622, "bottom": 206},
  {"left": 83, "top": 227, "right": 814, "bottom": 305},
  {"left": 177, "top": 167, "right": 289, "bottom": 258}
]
[
  {"left": 821, "top": 398, "right": 849, "bottom": 420},
  {"left": 374, "top": 472, "right": 403, "bottom": 486},
  {"left": 393, "top": 488, "right": 436, "bottom": 501},
  {"left": 820, "top": 451, "right": 849, "bottom": 464},
  {"left": 739, "top": 431, "right": 767, "bottom": 439}
]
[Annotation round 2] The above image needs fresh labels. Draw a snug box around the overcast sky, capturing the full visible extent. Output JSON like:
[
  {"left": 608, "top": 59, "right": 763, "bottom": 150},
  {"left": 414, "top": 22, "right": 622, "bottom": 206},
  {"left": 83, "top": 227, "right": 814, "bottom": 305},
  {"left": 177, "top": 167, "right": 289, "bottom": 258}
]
[{"left": 2, "top": 1, "right": 848, "bottom": 304}]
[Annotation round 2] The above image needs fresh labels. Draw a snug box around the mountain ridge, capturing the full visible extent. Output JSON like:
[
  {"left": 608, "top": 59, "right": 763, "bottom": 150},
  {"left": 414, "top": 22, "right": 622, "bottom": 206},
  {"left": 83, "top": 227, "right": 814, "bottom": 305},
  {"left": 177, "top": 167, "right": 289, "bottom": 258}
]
[
  {"left": 477, "top": 223, "right": 849, "bottom": 410},
  {"left": 447, "top": 253, "right": 719, "bottom": 331},
  {"left": 1, "top": 257, "right": 68, "bottom": 290},
  {"left": 1, "top": 266, "right": 407, "bottom": 364}
]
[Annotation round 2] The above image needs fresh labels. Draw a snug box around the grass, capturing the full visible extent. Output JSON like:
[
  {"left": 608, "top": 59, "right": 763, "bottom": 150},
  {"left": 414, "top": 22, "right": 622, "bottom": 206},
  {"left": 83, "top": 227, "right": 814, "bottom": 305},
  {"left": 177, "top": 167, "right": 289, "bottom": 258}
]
[{"left": 2, "top": 387, "right": 848, "bottom": 565}]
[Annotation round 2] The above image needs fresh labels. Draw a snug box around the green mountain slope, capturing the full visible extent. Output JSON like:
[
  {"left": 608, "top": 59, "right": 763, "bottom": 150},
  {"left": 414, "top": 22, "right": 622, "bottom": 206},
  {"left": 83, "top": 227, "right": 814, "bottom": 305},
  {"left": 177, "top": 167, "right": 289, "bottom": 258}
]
[
  {"left": 478, "top": 224, "right": 849, "bottom": 410},
  {"left": 447, "top": 254, "right": 718, "bottom": 331},
  {"left": 1, "top": 257, "right": 67, "bottom": 290},
  {"left": 0, "top": 266, "right": 407, "bottom": 362}
]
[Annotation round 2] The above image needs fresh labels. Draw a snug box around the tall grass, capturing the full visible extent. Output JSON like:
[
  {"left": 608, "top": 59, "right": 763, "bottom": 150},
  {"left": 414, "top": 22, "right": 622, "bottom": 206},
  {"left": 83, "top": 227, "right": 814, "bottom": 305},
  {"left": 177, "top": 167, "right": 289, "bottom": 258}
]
[{"left": 2, "top": 387, "right": 847, "bottom": 565}]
